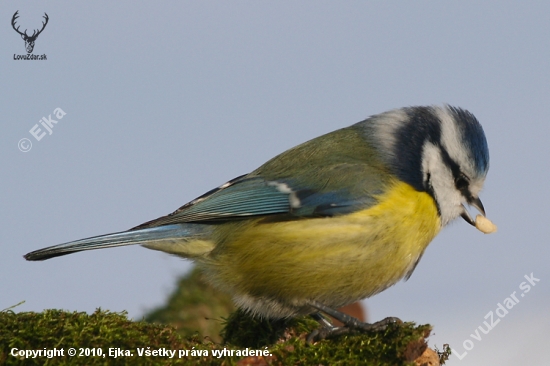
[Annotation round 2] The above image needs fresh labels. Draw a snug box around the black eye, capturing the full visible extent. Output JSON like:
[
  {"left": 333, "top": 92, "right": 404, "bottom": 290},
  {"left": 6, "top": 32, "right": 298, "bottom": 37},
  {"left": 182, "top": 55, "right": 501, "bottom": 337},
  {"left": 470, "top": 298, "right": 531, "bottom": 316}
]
[{"left": 455, "top": 174, "right": 470, "bottom": 190}]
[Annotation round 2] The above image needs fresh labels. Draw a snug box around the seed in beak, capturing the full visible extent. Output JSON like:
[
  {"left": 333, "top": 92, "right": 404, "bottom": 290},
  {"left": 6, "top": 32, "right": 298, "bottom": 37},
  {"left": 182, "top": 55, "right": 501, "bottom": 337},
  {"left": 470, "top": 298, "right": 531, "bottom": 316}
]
[{"left": 474, "top": 215, "right": 497, "bottom": 234}]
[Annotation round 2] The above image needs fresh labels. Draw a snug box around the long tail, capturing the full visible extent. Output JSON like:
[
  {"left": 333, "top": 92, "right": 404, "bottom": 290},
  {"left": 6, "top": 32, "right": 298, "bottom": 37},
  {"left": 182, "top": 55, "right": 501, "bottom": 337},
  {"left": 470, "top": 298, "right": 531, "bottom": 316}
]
[{"left": 24, "top": 224, "right": 205, "bottom": 261}]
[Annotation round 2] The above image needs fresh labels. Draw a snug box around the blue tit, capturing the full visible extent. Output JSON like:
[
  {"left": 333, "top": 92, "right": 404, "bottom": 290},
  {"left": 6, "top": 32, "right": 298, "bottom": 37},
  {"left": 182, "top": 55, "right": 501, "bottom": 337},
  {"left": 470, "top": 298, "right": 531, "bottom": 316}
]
[{"left": 25, "top": 105, "right": 493, "bottom": 336}]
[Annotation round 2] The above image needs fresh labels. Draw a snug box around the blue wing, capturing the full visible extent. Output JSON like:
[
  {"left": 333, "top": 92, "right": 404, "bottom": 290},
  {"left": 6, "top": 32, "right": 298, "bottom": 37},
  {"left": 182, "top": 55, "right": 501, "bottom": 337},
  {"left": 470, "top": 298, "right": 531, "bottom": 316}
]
[{"left": 133, "top": 171, "right": 379, "bottom": 229}]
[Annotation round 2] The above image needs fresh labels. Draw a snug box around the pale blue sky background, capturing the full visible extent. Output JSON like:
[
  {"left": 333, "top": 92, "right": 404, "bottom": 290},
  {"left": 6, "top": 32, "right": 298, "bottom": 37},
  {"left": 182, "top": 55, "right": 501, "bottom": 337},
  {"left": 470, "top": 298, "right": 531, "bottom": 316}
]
[{"left": 2, "top": 2, "right": 549, "bottom": 364}]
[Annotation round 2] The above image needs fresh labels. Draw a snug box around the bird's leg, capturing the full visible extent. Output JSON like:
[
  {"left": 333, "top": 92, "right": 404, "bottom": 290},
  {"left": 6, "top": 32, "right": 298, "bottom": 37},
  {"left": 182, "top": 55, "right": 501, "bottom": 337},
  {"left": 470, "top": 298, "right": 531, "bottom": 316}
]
[
  {"left": 307, "top": 301, "right": 402, "bottom": 343},
  {"left": 310, "top": 312, "right": 335, "bottom": 329}
]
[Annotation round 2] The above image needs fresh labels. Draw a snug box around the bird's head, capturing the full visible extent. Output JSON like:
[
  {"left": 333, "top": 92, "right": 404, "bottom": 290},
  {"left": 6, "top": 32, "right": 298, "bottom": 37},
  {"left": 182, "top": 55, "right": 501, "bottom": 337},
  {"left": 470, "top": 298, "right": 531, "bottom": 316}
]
[{"left": 366, "top": 105, "right": 490, "bottom": 228}]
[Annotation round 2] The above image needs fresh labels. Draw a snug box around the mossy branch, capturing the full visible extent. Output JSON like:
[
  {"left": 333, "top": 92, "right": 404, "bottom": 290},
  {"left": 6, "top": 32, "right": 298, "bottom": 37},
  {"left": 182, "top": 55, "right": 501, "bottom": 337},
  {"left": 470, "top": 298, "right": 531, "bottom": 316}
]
[{"left": 2, "top": 269, "right": 449, "bottom": 365}]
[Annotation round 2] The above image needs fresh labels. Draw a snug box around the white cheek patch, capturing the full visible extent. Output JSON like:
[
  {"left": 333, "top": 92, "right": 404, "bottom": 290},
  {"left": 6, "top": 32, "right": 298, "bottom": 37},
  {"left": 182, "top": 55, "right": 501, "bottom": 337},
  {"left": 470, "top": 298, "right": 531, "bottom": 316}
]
[
  {"left": 268, "top": 181, "right": 301, "bottom": 209},
  {"left": 421, "top": 142, "right": 463, "bottom": 226},
  {"left": 421, "top": 142, "right": 454, "bottom": 192}
]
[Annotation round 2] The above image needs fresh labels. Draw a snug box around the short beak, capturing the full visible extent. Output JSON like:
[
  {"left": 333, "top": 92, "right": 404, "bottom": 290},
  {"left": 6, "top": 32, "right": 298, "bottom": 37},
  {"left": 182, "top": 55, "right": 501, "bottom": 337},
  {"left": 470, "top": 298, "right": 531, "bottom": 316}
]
[{"left": 461, "top": 196, "right": 486, "bottom": 226}]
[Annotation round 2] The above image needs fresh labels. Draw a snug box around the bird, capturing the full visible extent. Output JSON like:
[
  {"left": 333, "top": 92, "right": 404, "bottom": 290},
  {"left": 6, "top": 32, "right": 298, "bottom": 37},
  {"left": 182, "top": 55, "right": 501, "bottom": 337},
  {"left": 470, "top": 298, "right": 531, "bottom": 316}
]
[{"left": 24, "top": 105, "right": 495, "bottom": 339}]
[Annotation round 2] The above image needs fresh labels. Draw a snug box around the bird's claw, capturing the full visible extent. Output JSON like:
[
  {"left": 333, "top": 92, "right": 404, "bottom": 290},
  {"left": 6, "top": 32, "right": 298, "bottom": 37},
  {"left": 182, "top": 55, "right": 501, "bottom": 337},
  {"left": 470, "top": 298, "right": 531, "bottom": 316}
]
[{"left": 307, "top": 316, "right": 402, "bottom": 343}]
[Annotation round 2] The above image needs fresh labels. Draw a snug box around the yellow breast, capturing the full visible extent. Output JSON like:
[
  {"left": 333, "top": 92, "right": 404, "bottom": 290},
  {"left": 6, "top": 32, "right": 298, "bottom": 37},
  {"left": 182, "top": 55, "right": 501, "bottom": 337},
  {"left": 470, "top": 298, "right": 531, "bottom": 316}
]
[{"left": 205, "top": 181, "right": 441, "bottom": 311}]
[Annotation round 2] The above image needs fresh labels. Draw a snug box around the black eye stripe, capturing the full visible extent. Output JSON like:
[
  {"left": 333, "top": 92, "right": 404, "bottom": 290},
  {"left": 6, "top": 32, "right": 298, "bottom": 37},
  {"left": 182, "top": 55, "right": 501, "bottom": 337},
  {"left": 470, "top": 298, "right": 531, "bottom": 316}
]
[
  {"left": 438, "top": 147, "right": 459, "bottom": 176},
  {"left": 439, "top": 147, "right": 472, "bottom": 196}
]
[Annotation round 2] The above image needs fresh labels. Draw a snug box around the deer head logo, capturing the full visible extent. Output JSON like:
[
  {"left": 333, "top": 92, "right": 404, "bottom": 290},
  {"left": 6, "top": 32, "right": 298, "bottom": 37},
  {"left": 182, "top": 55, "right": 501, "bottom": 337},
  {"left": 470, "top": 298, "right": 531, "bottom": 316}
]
[{"left": 12, "top": 11, "right": 49, "bottom": 54}]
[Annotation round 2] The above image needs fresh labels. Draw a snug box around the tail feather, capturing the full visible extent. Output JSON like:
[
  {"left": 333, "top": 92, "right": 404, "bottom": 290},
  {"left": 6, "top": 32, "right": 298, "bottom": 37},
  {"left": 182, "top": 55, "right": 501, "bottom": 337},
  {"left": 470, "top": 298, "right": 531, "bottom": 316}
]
[{"left": 24, "top": 224, "right": 197, "bottom": 261}]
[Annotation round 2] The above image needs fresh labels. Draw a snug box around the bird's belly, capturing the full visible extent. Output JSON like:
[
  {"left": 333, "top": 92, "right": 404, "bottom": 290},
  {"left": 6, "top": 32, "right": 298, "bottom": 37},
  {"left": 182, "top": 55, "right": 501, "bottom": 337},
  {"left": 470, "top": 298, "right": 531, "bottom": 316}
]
[{"left": 203, "top": 182, "right": 441, "bottom": 318}]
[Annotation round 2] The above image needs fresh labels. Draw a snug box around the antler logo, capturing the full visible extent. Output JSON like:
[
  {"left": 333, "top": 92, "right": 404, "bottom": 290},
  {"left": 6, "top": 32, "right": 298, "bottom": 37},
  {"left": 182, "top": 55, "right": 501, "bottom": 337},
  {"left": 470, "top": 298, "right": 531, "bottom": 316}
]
[{"left": 12, "top": 10, "right": 49, "bottom": 54}]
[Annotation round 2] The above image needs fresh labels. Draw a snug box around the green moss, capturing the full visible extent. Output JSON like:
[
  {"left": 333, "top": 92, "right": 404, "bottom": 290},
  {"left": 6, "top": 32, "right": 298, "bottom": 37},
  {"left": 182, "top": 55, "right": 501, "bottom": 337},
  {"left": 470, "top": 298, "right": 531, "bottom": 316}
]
[
  {"left": 1, "top": 307, "right": 435, "bottom": 365},
  {"left": 2, "top": 269, "right": 448, "bottom": 365},
  {"left": 0, "top": 308, "right": 214, "bottom": 365},
  {"left": 223, "top": 309, "right": 434, "bottom": 365}
]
